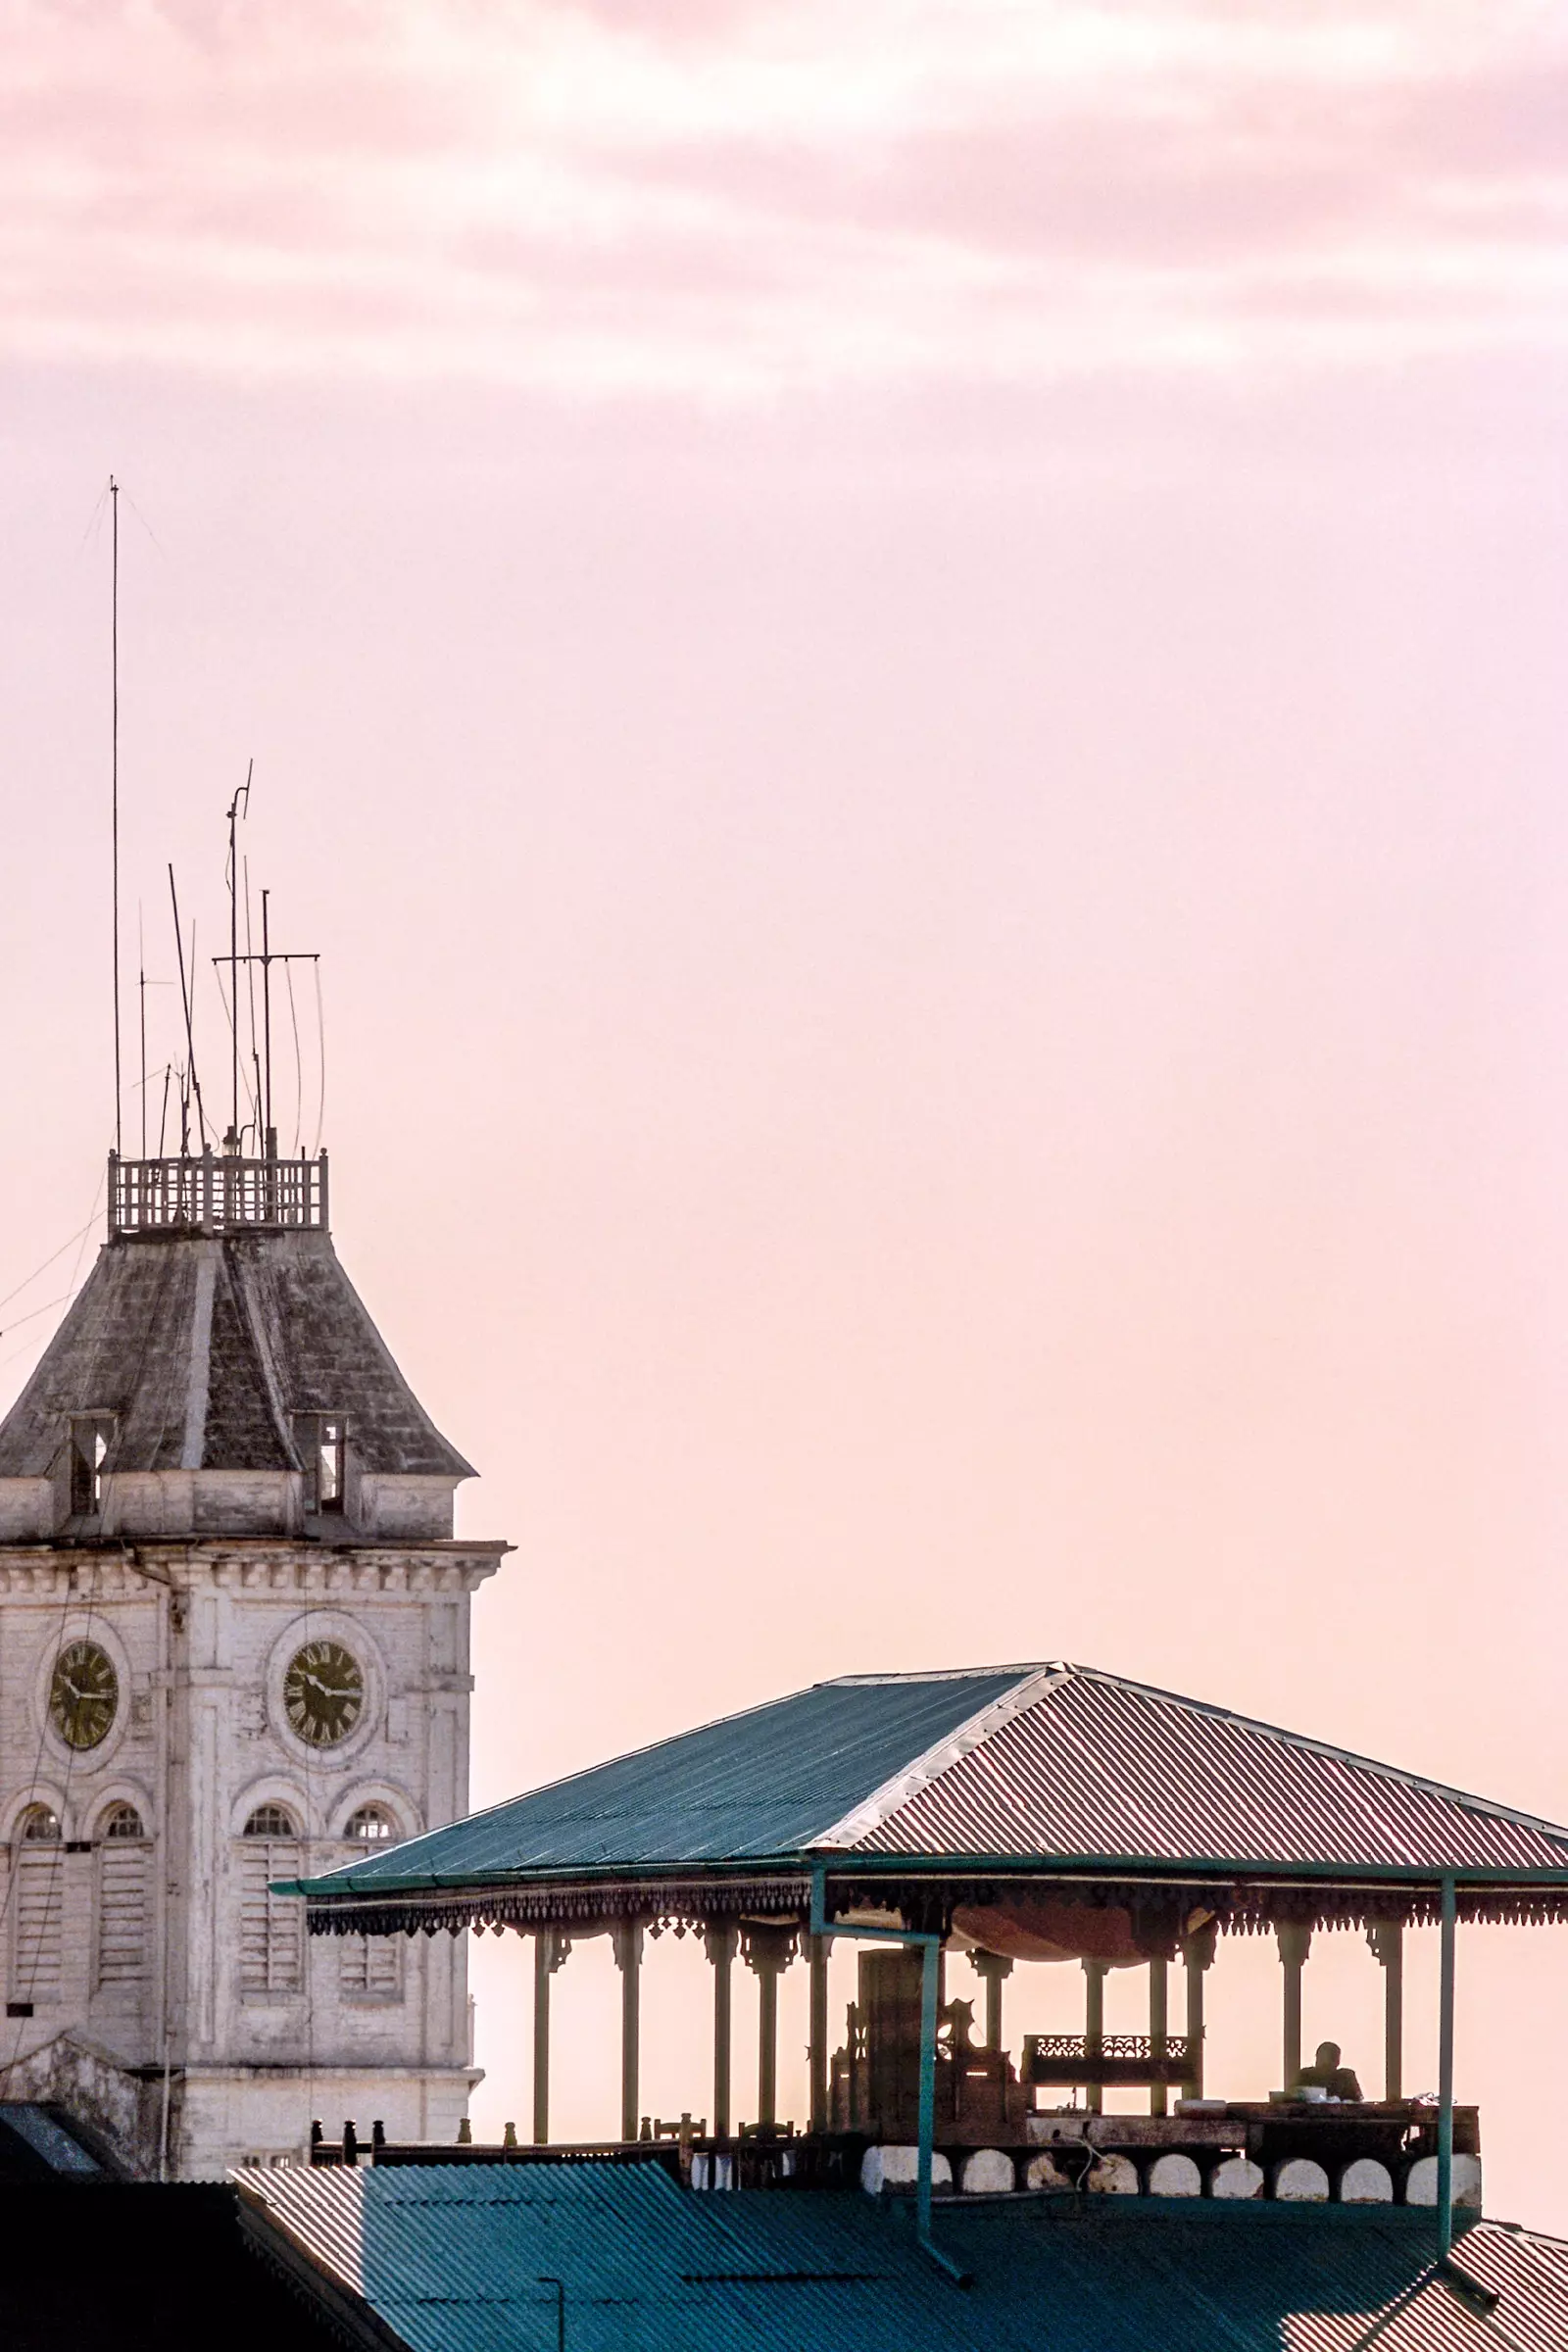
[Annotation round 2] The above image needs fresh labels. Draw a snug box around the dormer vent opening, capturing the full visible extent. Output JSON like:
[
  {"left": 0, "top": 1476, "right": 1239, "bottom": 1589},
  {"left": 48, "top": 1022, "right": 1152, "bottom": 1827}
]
[
  {"left": 70, "top": 1415, "right": 116, "bottom": 1517},
  {"left": 296, "top": 1413, "right": 347, "bottom": 1515}
]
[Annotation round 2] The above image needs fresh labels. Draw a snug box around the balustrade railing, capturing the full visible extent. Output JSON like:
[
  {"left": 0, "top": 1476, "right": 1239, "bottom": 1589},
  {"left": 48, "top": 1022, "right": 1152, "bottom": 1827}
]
[
  {"left": 108, "top": 1151, "right": 328, "bottom": 1237},
  {"left": 1024, "top": 2032, "right": 1194, "bottom": 2086}
]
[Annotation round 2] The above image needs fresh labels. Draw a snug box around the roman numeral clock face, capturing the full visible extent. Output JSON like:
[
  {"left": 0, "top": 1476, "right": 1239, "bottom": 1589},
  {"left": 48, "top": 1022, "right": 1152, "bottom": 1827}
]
[
  {"left": 50, "top": 1639, "right": 118, "bottom": 1750},
  {"left": 284, "top": 1640, "right": 365, "bottom": 1747}
]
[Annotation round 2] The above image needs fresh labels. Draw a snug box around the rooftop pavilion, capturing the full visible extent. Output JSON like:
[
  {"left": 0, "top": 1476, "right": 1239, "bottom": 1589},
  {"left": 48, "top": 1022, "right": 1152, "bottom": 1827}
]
[{"left": 288, "top": 1663, "right": 1568, "bottom": 2263}]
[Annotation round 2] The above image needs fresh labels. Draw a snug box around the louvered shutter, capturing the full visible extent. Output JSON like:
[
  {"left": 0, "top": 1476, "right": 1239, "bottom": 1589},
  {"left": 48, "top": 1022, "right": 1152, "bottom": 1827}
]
[
  {"left": 239, "top": 1839, "right": 302, "bottom": 1992},
  {"left": 340, "top": 1932, "right": 401, "bottom": 1998},
  {"left": 14, "top": 1849, "right": 63, "bottom": 2005},
  {"left": 95, "top": 1842, "right": 149, "bottom": 1985}
]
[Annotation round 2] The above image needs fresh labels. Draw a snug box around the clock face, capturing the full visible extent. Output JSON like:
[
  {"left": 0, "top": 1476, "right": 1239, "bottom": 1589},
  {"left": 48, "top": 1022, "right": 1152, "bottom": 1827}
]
[
  {"left": 50, "top": 1640, "right": 118, "bottom": 1751},
  {"left": 283, "top": 1639, "right": 365, "bottom": 1747}
]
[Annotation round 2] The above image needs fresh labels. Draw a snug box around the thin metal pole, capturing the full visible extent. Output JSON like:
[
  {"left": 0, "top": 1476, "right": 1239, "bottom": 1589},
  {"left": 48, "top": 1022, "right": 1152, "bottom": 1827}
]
[
  {"left": 808, "top": 1871, "right": 966, "bottom": 2285},
  {"left": 111, "top": 476, "right": 122, "bottom": 1156},
  {"left": 138, "top": 906, "right": 147, "bottom": 1161},
  {"left": 1438, "top": 1877, "right": 1456, "bottom": 2255},
  {"left": 536, "top": 2277, "right": 564, "bottom": 2352},
  {"left": 169, "top": 868, "right": 208, "bottom": 1147},
  {"left": 228, "top": 795, "right": 239, "bottom": 1143},
  {"left": 261, "top": 890, "right": 273, "bottom": 1154},
  {"left": 916, "top": 1936, "right": 938, "bottom": 2244}
]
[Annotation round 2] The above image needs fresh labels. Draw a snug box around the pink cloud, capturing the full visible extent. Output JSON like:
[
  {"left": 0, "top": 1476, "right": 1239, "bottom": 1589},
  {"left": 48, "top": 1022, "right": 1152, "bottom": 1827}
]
[{"left": 0, "top": 1, "right": 1564, "bottom": 388}]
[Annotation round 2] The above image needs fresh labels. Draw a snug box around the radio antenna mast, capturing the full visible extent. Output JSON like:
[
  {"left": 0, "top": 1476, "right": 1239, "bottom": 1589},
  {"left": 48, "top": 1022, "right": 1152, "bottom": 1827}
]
[
  {"left": 111, "top": 476, "right": 122, "bottom": 1157},
  {"left": 214, "top": 887, "right": 318, "bottom": 1164},
  {"left": 224, "top": 761, "right": 253, "bottom": 1149},
  {"left": 168, "top": 865, "right": 209, "bottom": 1150}
]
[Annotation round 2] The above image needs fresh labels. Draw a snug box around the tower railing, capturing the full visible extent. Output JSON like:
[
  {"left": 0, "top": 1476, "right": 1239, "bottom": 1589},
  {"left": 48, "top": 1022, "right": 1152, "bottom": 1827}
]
[{"left": 108, "top": 1151, "right": 328, "bottom": 1237}]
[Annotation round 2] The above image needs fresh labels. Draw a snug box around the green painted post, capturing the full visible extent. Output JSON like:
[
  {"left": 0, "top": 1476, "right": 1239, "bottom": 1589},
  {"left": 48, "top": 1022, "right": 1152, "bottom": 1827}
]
[
  {"left": 1438, "top": 1877, "right": 1456, "bottom": 2256},
  {"left": 917, "top": 1936, "right": 938, "bottom": 2243},
  {"left": 808, "top": 1868, "right": 966, "bottom": 2286}
]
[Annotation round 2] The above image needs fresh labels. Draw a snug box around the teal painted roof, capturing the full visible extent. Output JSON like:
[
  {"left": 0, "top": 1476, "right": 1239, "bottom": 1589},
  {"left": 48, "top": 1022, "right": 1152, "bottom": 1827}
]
[
  {"left": 293, "top": 1666, "right": 1030, "bottom": 1896},
  {"left": 289, "top": 1663, "right": 1568, "bottom": 1907},
  {"left": 237, "top": 2165, "right": 1563, "bottom": 2352}
]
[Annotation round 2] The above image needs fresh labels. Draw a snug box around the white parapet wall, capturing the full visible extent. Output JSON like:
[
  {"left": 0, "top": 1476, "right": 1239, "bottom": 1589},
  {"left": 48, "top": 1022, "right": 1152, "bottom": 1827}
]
[
  {"left": 860, "top": 2145, "right": 954, "bottom": 2194},
  {"left": 1405, "top": 2155, "right": 1483, "bottom": 2209}
]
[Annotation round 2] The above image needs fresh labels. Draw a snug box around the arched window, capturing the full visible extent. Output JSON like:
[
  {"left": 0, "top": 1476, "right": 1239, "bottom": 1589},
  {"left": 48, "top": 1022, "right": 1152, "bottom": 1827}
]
[
  {"left": 13, "top": 1807, "right": 63, "bottom": 2007},
  {"left": 95, "top": 1805, "right": 149, "bottom": 1990},
  {"left": 338, "top": 1807, "right": 402, "bottom": 1999},
  {"left": 344, "top": 1805, "right": 398, "bottom": 1845},
  {"left": 244, "top": 1803, "right": 298, "bottom": 1839},
  {"left": 239, "top": 1805, "right": 303, "bottom": 1994}
]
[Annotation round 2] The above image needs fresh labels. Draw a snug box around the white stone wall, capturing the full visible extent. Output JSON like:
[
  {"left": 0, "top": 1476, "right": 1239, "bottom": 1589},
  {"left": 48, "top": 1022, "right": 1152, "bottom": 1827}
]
[{"left": 0, "top": 1542, "right": 496, "bottom": 2178}]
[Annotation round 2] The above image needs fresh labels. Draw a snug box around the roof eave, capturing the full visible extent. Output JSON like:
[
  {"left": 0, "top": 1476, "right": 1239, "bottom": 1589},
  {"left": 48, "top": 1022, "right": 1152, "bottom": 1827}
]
[{"left": 285, "top": 1847, "right": 1568, "bottom": 1906}]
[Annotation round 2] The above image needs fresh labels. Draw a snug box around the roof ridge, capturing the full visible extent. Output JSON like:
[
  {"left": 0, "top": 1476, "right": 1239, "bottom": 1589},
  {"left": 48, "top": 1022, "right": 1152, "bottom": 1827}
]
[
  {"left": 1057, "top": 1665, "right": 1568, "bottom": 1845},
  {"left": 821, "top": 1664, "right": 1059, "bottom": 1689},
  {"left": 810, "top": 1665, "right": 1058, "bottom": 1849}
]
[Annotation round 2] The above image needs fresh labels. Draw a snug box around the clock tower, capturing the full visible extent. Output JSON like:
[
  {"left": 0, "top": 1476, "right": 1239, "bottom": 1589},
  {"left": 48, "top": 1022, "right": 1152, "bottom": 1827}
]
[{"left": 0, "top": 1149, "right": 506, "bottom": 2177}]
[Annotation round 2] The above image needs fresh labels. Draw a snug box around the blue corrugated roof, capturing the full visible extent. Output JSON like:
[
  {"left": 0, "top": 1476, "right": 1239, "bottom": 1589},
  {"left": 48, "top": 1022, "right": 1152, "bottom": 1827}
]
[
  {"left": 292, "top": 1667, "right": 1028, "bottom": 1895},
  {"left": 238, "top": 2164, "right": 1560, "bottom": 2352}
]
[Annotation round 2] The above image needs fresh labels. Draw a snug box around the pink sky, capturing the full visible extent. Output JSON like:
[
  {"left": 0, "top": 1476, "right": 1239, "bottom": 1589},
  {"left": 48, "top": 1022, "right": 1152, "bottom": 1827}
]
[{"left": 3, "top": 0, "right": 1568, "bottom": 2221}]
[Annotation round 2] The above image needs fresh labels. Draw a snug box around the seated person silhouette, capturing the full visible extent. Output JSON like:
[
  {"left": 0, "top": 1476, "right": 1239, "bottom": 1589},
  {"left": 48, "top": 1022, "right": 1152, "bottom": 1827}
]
[{"left": 1294, "top": 2040, "right": 1364, "bottom": 2101}]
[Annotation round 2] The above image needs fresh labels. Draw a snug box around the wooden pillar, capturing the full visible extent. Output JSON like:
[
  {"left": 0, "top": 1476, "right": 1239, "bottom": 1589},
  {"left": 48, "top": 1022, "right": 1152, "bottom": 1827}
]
[
  {"left": 973, "top": 1952, "right": 1012, "bottom": 2052},
  {"left": 1182, "top": 1921, "right": 1216, "bottom": 2098},
  {"left": 808, "top": 1934, "right": 831, "bottom": 2134},
  {"left": 704, "top": 1924, "right": 737, "bottom": 2138},
  {"left": 1368, "top": 1922, "right": 1403, "bottom": 2102},
  {"left": 532, "top": 1929, "right": 570, "bottom": 2144},
  {"left": 1149, "top": 1957, "right": 1168, "bottom": 2118},
  {"left": 1083, "top": 1959, "right": 1108, "bottom": 2115},
  {"left": 612, "top": 1921, "right": 644, "bottom": 2142},
  {"left": 1277, "top": 1924, "right": 1311, "bottom": 2091},
  {"left": 744, "top": 1927, "right": 794, "bottom": 2131}
]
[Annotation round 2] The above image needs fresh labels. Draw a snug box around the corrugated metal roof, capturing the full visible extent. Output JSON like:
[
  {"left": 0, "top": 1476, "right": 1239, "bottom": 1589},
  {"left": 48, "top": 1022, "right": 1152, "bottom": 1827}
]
[
  {"left": 292, "top": 1662, "right": 1568, "bottom": 1907},
  {"left": 294, "top": 1668, "right": 1030, "bottom": 1892},
  {"left": 236, "top": 2164, "right": 1568, "bottom": 2352},
  {"left": 849, "top": 1668, "right": 1568, "bottom": 1871}
]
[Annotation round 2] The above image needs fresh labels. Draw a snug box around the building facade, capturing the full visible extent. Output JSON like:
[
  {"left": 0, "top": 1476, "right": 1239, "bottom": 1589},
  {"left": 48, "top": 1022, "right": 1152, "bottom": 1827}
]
[{"left": 0, "top": 1152, "right": 505, "bottom": 2178}]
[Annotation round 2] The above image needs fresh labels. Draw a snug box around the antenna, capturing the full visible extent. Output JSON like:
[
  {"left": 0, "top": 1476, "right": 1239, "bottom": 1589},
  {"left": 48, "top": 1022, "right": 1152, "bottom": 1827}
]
[
  {"left": 262, "top": 890, "right": 272, "bottom": 1152},
  {"left": 213, "top": 890, "right": 318, "bottom": 1164},
  {"left": 137, "top": 904, "right": 146, "bottom": 1159},
  {"left": 110, "top": 475, "right": 122, "bottom": 1157},
  {"left": 168, "top": 866, "right": 209, "bottom": 1150},
  {"left": 223, "top": 761, "right": 253, "bottom": 1151}
]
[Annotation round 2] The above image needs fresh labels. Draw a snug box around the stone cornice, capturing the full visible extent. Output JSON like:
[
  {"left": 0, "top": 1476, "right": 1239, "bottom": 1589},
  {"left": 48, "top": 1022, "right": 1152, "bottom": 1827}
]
[{"left": 0, "top": 1544, "right": 505, "bottom": 1597}]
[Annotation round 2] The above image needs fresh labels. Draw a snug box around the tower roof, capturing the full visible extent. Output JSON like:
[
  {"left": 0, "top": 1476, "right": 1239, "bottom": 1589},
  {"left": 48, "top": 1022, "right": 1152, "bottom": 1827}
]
[{"left": 0, "top": 1223, "right": 472, "bottom": 1482}]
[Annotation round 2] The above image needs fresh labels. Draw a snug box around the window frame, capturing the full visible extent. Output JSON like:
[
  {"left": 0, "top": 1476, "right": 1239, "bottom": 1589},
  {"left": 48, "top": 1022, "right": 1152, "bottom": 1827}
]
[
  {"left": 69, "top": 1415, "right": 116, "bottom": 1517},
  {"left": 294, "top": 1413, "right": 348, "bottom": 1516}
]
